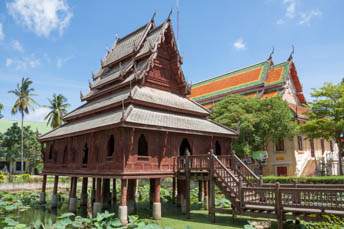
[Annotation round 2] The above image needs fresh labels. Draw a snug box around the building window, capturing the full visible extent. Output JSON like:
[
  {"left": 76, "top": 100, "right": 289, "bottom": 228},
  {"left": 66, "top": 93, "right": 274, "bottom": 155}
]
[
  {"left": 310, "top": 139, "right": 315, "bottom": 157},
  {"left": 297, "top": 136, "right": 303, "bottom": 151},
  {"left": 62, "top": 146, "right": 68, "bottom": 164},
  {"left": 321, "top": 139, "right": 325, "bottom": 154},
  {"left": 275, "top": 138, "right": 285, "bottom": 151},
  {"left": 179, "top": 138, "right": 191, "bottom": 156},
  {"left": 82, "top": 143, "right": 89, "bottom": 165},
  {"left": 215, "top": 141, "right": 221, "bottom": 155},
  {"left": 138, "top": 134, "right": 148, "bottom": 156},
  {"left": 107, "top": 135, "right": 115, "bottom": 157},
  {"left": 16, "top": 162, "right": 25, "bottom": 171}
]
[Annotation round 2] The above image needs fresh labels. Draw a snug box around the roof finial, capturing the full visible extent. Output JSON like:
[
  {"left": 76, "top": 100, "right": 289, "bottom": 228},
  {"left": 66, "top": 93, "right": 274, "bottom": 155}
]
[
  {"left": 91, "top": 72, "right": 96, "bottom": 80},
  {"left": 80, "top": 91, "right": 84, "bottom": 100},
  {"left": 167, "top": 8, "right": 173, "bottom": 21},
  {"left": 88, "top": 80, "right": 92, "bottom": 89},
  {"left": 288, "top": 45, "right": 295, "bottom": 61},
  {"left": 151, "top": 11, "right": 157, "bottom": 22},
  {"left": 268, "top": 47, "right": 274, "bottom": 60}
]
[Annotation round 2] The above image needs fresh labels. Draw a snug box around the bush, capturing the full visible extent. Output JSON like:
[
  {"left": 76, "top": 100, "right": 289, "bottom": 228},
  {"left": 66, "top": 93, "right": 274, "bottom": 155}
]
[
  {"left": 14, "top": 174, "right": 32, "bottom": 183},
  {"left": 0, "top": 173, "right": 5, "bottom": 183},
  {"left": 263, "top": 175, "right": 344, "bottom": 184}
]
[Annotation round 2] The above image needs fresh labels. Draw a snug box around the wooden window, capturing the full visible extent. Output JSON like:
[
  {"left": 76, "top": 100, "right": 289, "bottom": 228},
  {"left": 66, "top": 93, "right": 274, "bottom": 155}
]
[
  {"left": 215, "top": 141, "right": 221, "bottom": 155},
  {"left": 275, "top": 138, "right": 284, "bottom": 151},
  {"left": 82, "top": 143, "right": 89, "bottom": 166},
  {"left": 321, "top": 139, "right": 325, "bottom": 154},
  {"left": 276, "top": 166, "right": 288, "bottom": 176},
  {"left": 179, "top": 138, "right": 191, "bottom": 156},
  {"left": 310, "top": 139, "right": 315, "bottom": 157},
  {"left": 297, "top": 136, "right": 303, "bottom": 151},
  {"left": 62, "top": 146, "right": 68, "bottom": 164},
  {"left": 138, "top": 134, "right": 148, "bottom": 156},
  {"left": 48, "top": 143, "right": 54, "bottom": 160},
  {"left": 107, "top": 135, "right": 115, "bottom": 157}
]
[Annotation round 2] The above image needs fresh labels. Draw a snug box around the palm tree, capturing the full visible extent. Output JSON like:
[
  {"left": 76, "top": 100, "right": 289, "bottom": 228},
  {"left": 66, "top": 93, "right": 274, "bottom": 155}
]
[
  {"left": 45, "top": 94, "right": 70, "bottom": 129},
  {"left": 8, "top": 77, "right": 36, "bottom": 173}
]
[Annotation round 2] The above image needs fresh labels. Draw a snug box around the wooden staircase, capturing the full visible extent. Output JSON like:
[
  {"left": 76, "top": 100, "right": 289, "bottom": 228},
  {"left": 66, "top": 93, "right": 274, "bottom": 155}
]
[{"left": 177, "top": 153, "right": 344, "bottom": 229}]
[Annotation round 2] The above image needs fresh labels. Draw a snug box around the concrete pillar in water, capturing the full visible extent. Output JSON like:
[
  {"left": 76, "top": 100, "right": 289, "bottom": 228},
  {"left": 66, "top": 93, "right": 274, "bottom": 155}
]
[
  {"left": 68, "top": 177, "right": 77, "bottom": 213},
  {"left": 51, "top": 175, "right": 59, "bottom": 208},
  {"left": 40, "top": 174, "right": 47, "bottom": 205},
  {"left": 119, "top": 179, "right": 128, "bottom": 225},
  {"left": 93, "top": 178, "right": 103, "bottom": 217},
  {"left": 152, "top": 178, "right": 161, "bottom": 220}
]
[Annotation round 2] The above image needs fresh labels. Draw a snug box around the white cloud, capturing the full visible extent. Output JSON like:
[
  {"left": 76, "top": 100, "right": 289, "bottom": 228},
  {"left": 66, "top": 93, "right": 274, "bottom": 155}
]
[
  {"left": 284, "top": 0, "right": 297, "bottom": 19},
  {"left": 25, "top": 107, "right": 50, "bottom": 122},
  {"left": 7, "top": 0, "right": 73, "bottom": 37},
  {"left": 0, "top": 23, "right": 4, "bottom": 41},
  {"left": 56, "top": 56, "right": 73, "bottom": 68},
  {"left": 277, "top": 0, "right": 321, "bottom": 26},
  {"left": 299, "top": 9, "right": 322, "bottom": 25},
  {"left": 5, "top": 58, "right": 14, "bottom": 67},
  {"left": 11, "top": 40, "right": 24, "bottom": 52},
  {"left": 5, "top": 55, "right": 40, "bottom": 70},
  {"left": 233, "top": 38, "right": 246, "bottom": 50}
]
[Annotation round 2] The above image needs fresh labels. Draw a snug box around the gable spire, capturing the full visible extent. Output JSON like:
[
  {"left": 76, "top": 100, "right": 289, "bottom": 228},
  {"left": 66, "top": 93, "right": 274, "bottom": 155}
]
[
  {"left": 288, "top": 45, "right": 295, "bottom": 61},
  {"left": 167, "top": 9, "right": 173, "bottom": 21},
  {"left": 150, "top": 11, "right": 157, "bottom": 22},
  {"left": 267, "top": 47, "right": 274, "bottom": 61}
]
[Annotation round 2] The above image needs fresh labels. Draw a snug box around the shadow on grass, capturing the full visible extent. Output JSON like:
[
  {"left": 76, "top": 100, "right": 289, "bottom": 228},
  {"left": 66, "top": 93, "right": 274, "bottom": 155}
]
[{"left": 135, "top": 201, "right": 248, "bottom": 228}]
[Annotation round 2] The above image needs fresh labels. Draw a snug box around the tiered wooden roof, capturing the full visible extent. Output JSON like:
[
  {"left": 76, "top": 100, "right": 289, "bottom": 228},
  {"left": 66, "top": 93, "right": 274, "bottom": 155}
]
[
  {"left": 40, "top": 16, "right": 236, "bottom": 141},
  {"left": 190, "top": 57, "right": 307, "bottom": 109}
]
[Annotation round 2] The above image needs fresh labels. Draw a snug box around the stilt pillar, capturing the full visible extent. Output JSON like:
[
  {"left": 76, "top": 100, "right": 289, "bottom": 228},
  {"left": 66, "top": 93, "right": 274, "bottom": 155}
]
[
  {"left": 149, "top": 178, "right": 155, "bottom": 208},
  {"left": 203, "top": 180, "right": 209, "bottom": 210},
  {"left": 119, "top": 179, "right": 128, "bottom": 225},
  {"left": 198, "top": 180, "right": 204, "bottom": 202},
  {"left": 127, "top": 179, "right": 137, "bottom": 214},
  {"left": 51, "top": 175, "right": 59, "bottom": 208},
  {"left": 153, "top": 178, "right": 161, "bottom": 220},
  {"left": 80, "top": 177, "right": 88, "bottom": 207},
  {"left": 40, "top": 174, "right": 47, "bottom": 204},
  {"left": 102, "top": 178, "right": 110, "bottom": 209},
  {"left": 68, "top": 177, "right": 78, "bottom": 213},
  {"left": 112, "top": 178, "right": 117, "bottom": 207},
  {"left": 177, "top": 179, "right": 183, "bottom": 208},
  {"left": 93, "top": 178, "right": 103, "bottom": 216},
  {"left": 91, "top": 178, "right": 96, "bottom": 205},
  {"left": 172, "top": 177, "right": 176, "bottom": 204}
]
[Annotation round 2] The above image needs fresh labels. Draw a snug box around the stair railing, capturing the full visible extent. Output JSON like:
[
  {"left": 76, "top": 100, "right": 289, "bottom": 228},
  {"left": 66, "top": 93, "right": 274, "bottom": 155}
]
[
  {"left": 212, "top": 153, "right": 240, "bottom": 197},
  {"left": 232, "top": 153, "right": 261, "bottom": 186}
]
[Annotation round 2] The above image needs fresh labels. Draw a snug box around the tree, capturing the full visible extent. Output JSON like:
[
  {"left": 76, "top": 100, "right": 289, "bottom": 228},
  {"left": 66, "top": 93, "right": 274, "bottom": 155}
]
[
  {"left": 45, "top": 94, "right": 70, "bottom": 128},
  {"left": 0, "top": 103, "right": 3, "bottom": 119},
  {"left": 211, "top": 95, "right": 296, "bottom": 157},
  {"left": 8, "top": 77, "right": 36, "bottom": 173},
  {"left": 0, "top": 123, "right": 41, "bottom": 174},
  {"left": 300, "top": 81, "right": 344, "bottom": 175}
]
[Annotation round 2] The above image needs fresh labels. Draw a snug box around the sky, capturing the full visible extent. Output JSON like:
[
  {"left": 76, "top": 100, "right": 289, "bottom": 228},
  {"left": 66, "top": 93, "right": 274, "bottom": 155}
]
[{"left": 0, "top": 0, "right": 343, "bottom": 122}]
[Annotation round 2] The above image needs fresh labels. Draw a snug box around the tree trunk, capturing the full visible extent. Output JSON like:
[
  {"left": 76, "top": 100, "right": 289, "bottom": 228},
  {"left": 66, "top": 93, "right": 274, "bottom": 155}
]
[{"left": 21, "top": 111, "right": 24, "bottom": 174}]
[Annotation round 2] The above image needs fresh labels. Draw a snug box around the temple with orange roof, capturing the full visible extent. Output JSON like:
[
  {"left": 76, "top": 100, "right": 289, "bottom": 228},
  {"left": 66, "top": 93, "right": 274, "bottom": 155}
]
[{"left": 190, "top": 54, "right": 340, "bottom": 176}]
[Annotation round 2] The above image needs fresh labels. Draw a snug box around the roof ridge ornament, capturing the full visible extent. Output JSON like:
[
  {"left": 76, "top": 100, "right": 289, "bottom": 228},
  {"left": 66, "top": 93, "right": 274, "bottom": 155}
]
[
  {"left": 91, "top": 72, "right": 96, "bottom": 80},
  {"left": 80, "top": 91, "right": 84, "bottom": 101},
  {"left": 150, "top": 11, "right": 157, "bottom": 22},
  {"left": 288, "top": 45, "right": 295, "bottom": 61},
  {"left": 167, "top": 9, "right": 173, "bottom": 21},
  {"left": 267, "top": 46, "right": 274, "bottom": 61}
]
